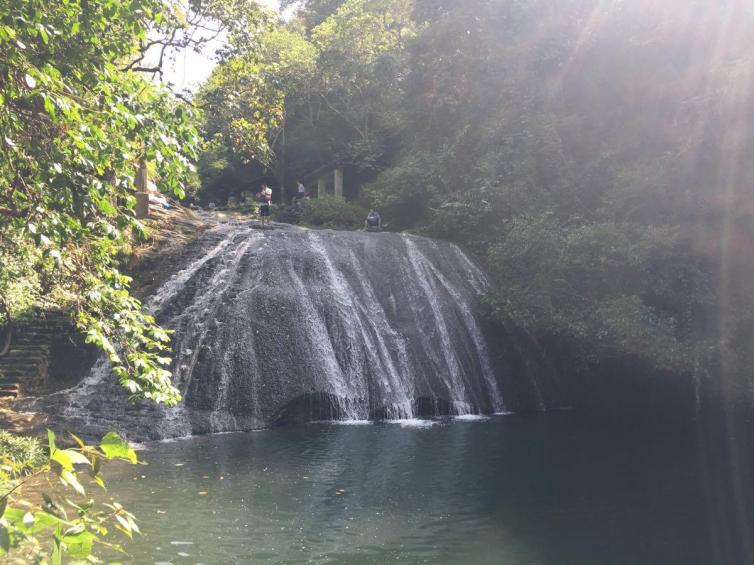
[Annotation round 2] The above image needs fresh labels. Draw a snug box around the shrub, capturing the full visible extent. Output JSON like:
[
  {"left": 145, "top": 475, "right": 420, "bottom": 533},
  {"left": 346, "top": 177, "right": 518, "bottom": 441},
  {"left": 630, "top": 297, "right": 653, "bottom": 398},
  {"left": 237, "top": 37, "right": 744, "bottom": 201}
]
[
  {"left": 1, "top": 431, "right": 140, "bottom": 562},
  {"left": 304, "top": 196, "right": 368, "bottom": 230},
  {"left": 363, "top": 151, "right": 441, "bottom": 230},
  {"left": 272, "top": 201, "right": 308, "bottom": 225},
  {"left": 0, "top": 431, "right": 46, "bottom": 478},
  {"left": 274, "top": 196, "right": 368, "bottom": 230}
]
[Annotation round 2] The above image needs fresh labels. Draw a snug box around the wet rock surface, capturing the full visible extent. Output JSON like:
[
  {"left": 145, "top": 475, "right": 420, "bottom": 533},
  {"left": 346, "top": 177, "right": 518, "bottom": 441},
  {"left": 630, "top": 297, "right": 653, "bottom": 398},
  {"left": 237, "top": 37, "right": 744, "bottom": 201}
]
[{"left": 21, "top": 221, "right": 559, "bottom": 440}]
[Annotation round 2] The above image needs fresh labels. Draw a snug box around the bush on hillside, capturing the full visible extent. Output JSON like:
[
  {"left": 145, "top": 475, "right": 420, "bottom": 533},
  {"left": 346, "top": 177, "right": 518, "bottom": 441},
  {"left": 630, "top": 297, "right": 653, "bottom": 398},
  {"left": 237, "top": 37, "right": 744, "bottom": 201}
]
[
  {"left": 274, "top": 196, "right": 368, "bottom": 230},
  {"left": 0, "top": 430, "right": 47, "bottom": 480}
]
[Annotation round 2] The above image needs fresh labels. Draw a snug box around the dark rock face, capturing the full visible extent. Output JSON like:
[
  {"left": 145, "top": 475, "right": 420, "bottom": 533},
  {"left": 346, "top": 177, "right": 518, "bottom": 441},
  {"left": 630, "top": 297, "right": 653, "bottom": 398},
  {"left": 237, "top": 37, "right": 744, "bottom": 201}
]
[{"left": 28, "top": 222, "right": 558, "bottom": 440}]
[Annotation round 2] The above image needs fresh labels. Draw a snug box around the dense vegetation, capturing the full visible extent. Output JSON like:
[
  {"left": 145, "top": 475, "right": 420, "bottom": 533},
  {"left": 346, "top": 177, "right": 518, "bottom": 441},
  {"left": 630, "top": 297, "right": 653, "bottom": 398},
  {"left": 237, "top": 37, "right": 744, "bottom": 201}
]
[
  {"left": 1, "top": 1, "right": 751, "bottom": 404},
  {"left": 0, "top": 0, "right": 278, "bottom": 402},
  {"left": 198, "top": 0, "right": 754, "bottom": 403},
  {"left": 2, "top": 0, "right": 753, "bottom": 558},
  {"left": 0, "top": 1, "right": 265, "bottom": 560},
  {"left": 1, "top": 430, "right": 140, "bottom": 561}
]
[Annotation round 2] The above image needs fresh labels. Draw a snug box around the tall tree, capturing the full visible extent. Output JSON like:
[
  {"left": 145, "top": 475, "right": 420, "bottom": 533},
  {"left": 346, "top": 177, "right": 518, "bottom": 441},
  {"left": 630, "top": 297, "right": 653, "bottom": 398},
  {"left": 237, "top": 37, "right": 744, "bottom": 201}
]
[
  {"left": 281, "top": 0, "right": 347, "bottom": 31},
  {"left": 0, "top": 0, "right": 263, "bottom": 402}
]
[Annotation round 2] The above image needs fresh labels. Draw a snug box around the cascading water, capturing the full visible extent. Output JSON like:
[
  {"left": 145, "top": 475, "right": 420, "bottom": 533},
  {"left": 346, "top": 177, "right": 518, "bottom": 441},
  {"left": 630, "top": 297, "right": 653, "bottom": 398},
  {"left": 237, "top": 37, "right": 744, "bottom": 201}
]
[{"left": 27, "top": 220, "right": 555, "bottom": 440}]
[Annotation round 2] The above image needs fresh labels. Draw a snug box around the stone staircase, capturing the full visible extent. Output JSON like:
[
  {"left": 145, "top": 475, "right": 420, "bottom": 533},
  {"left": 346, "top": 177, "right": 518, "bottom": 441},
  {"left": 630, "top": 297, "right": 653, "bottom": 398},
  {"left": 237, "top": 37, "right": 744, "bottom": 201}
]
[{"left": 0, "top": 312, "right": 70, "bottom": 401}]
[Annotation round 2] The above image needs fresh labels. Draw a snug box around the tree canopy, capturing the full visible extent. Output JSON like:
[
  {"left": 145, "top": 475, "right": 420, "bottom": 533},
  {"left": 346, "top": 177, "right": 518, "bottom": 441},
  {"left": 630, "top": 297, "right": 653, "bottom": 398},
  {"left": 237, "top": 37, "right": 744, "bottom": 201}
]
[
  {"left": 3, "top": 0, "right": 754, "bottom": 410},
  {"left": 196, "top": 0, "right": 754, "bottom": 397},
  {"left": 0, "top": 0, "right": 266, "bottom": 403}
]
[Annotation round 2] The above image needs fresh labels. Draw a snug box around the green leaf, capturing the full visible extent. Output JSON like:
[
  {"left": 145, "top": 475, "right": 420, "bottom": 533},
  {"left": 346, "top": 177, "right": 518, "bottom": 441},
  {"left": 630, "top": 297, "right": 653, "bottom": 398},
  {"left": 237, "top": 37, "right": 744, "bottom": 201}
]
[
  {"left": 69, "top": 433, "right": 86, "bottom": 449},
  {"left": 52, "top": 449, "right": 90, "bottom": 471},
  {"left": 114, "top": 514, "right": 134, "bottom": 538},
  {"left": 3, "top": 507, "right": 25, "bottom": 524},
  {"left": 62, "top": 530, "right": 95, "bottom": 559},
  {"left": 43, "top": 95, "right": 55, "bottom": 117},
  {"left": 47, "top": 429, "right": 56, "bottom": 454},
  {"left": 28, "top": 511, "right": 66, "bottom": 534},
  {"left": 65, "top": 449, "right": 90, "bottom": 466},
  {"left": 93, "top": 474, "right": 106, "bottom": 490},
  {"left": 52, "top": 537, "right": 62, "bottom": 565},
  {"left": 60, "top": 469, "right": 85, "bottom": 495},
  {"left": 51, "top": 449, "right": 73, "bottom": 471},
  {"left": 99, "top": 433, "right": 137, "bottom": 464},
  {"left": 37, "top": 24, "right": 49, "bottom": 44},
  {"left": 0, "top": 525, "right": 9, "bottom": 555}
]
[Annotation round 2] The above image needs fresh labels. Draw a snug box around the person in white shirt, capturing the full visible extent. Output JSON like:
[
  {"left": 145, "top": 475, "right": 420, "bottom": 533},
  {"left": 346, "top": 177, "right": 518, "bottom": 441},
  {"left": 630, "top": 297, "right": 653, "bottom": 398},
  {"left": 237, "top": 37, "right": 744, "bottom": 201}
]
[{"left": 295, "top": 180, "right": 306, "bottom": 203}]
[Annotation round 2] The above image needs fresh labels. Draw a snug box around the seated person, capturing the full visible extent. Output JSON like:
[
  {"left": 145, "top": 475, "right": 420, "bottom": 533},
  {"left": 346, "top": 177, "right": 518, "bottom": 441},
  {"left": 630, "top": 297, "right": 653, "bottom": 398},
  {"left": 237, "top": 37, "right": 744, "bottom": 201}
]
[{"left": 365, "top": 209, "right": 381, "bottom": 232}]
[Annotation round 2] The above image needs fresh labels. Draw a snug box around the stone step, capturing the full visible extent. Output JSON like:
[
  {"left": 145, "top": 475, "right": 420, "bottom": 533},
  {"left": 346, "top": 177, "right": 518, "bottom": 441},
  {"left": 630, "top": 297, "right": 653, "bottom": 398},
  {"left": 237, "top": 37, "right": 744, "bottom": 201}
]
[
  {"left": 6, "top": 333, "right": 54, "bottom": 340},
  {"left": 19, "top": 321, "right": 67, "bottom": 326},
  {"left": 0, "top": 312, "right": 78, "bottom": 401},
  {"left": 0, "top": 357, "right": 47, "bottom": 371},
  {"left": 2, "top": 352, "right": 50, "bottom": 360},
  {"left": 17, "top": 320, "right": 68, "bottom": 327},
  {"left": 1, "top": 355, "right": 48, "bottom": 364},
  {"left": 18, "top": 329, "right": 69, "bottom": 336},
  {"left": 3, "top": 340, "right": 50, "bottom": 347},
  {"left": 0, "top": 370, "right": 36, "bottom": 379},
  {"left": 0, "top": 355, "right": 47, "bottom": 362},
  {"left": 0, "top": 375, "right": 43, "bottom": 383},
  {"left": 0, "top": 357, "right": 46, "bottom": 363},
  {"left": 1, "top": 362, "right": 47, "bottom": 369},
  {"left": 0, "top": 367, "right": 42, "bottom": 380},
  {"left": 0, "top": 345, "right": 50, "bottom": 354},
  {"left": 10, "top": 342, "right": 54, "bottom": 350},
  {"left": 2, "top": 344, "right": 51, "bottom": 351}
]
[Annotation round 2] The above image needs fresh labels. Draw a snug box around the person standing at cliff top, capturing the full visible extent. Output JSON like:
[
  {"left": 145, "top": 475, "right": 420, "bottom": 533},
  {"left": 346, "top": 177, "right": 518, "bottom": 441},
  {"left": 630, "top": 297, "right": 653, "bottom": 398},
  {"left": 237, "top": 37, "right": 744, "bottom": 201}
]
[
  {"left": 258, "top": 184, "right": 272, "bottom": 228},
  {"left": 295, "top": 180, "right": 306, "bottom": 203}
]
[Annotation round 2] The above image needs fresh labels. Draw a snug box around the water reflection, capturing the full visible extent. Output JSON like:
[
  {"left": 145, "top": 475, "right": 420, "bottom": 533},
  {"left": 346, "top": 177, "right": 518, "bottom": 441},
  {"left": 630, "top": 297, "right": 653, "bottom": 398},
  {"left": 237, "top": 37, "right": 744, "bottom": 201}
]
[{"left": 105, "top": 414, "right": 744, "bottom": 564}]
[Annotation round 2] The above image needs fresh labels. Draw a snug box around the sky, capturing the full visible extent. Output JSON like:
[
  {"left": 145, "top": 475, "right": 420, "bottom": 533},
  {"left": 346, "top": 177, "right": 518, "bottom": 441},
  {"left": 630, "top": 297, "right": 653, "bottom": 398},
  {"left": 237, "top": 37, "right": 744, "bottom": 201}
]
[{"left": 162, "top": 0, "right": 284, "bottom": 93}]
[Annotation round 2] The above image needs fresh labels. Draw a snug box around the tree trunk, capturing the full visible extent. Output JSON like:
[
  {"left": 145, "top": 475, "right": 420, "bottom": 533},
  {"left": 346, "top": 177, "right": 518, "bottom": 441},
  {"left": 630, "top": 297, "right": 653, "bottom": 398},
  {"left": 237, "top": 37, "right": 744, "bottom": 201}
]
[{"left": 0, "top": 300, "right": 13, "bottom": 358}]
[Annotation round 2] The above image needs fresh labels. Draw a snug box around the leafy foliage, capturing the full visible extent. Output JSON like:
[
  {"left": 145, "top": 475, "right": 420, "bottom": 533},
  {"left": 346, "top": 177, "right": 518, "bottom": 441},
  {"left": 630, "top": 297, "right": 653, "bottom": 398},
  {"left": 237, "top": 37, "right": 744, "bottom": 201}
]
[
  {"left": 280, "top": 0, "right": 346, "bottom": 31},
  {"left": 274, "top": 196, "right": 367, "bottom": 230},
  {"left": 0, "top": 432, "right": 46, "bottom": 481},
  {"left": 0, "top": 430, "right": 139, "bottom": 563},
  {"left": 195, "top": 0, "right": 415, "bottom": 202},
  {"left": 0, "top": 236, "right": 44, "bottom": 325},
  {"left": 0, "top": 0, "right": 210, "bottom": 403},
  {"left": 222, "top": 0, "right": 754, "bottom": 392},
  {"left": 78, "top": 270, "right": 178, "bottom": 405}
]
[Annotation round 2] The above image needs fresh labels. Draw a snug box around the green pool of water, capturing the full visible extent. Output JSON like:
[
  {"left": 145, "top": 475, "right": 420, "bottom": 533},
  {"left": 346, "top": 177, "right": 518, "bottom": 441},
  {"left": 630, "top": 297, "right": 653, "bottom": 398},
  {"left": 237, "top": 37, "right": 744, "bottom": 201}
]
[{"left": 104, "top": 413, "right": 748, "bottom": 564}]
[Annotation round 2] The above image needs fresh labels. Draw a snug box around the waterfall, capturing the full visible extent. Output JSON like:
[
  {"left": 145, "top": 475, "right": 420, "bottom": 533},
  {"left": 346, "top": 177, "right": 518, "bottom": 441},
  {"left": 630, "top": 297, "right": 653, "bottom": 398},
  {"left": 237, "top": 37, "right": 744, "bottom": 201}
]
[
  {"left": 30, "top": 221, "right": 553, "bottom": 440},
  {"left": 404, "top": 239, "right": 505, "bottom": 413}
]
